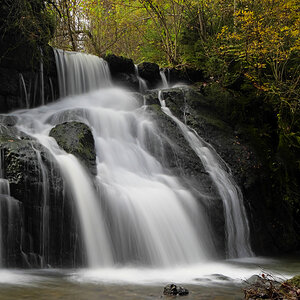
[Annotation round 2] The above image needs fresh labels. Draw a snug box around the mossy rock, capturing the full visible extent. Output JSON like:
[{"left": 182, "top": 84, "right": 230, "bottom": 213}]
[
  {"left": 286, "top": 275, "right": 300, "bottom": 288},
  {"left": 49, "top": 121, "right": 97, "bottom": 175}
]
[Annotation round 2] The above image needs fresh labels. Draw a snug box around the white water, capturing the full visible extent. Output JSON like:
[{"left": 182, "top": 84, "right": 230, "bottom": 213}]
[
  {"left": 54, "top": 49, "right": 111, "bottom": 97},
  {"left": 15, "top": 87, "right": 214, "bottom": 268},
  {"left": 0, "top": 151, "right": 21, "bottom": 268},
  {"left": 158, "top": 91, "right": 253, "bottom": 258},
  {"left": 0, "top": 49, "right": 255, "bottom": 272},
  {"left": 160, "top": 70, "right": 169, "bottom": 89},
  {"left": 135, "top": 65, "right": 148, "bottom": 93},
  {"left": 19, "top": 74, "right": 30, "bottom": 108}
]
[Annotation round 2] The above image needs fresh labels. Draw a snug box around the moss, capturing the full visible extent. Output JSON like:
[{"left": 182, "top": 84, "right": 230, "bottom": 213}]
[
  {"left": 49, "top": 121, "right": 97, "bottom": 174},
  {"left": 287, "top": 275, "right": 300, "bottom": 288}
]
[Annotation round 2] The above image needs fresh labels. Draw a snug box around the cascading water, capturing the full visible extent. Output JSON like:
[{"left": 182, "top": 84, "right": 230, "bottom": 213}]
[
  {"left": 0, "top": 150, "right": 21, "bottom": 267},
  {"left": 8, "top": 50, "right": 215, "bottom": 268},
  {"left": 0, "top": 49, "right": 254, "bottom": 272},
  {"left": 160, "top": 69, "right": 169, "bottom": 88},
  {"left": 54, "top": 49, "right": 111, "bottom": 97},
  {"left": 134, "top": 65, "right": 148, "bottom": 93},
  {"left": 158, "top": 91, "right": 253, "bottom": 258}
]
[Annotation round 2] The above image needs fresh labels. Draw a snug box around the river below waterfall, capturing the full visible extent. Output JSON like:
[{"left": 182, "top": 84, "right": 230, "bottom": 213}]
[{"left": 0, "top": 256, "right": 299, "bottom": 299}]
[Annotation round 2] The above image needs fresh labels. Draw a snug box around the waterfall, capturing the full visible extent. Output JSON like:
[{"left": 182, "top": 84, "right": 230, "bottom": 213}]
[
  {"left": 19, "top": 74, "right": 30, "bottom": 109},
  {"left": 0, "top": 150, "right": 21, "bottom": 267},
  {"left": 134, "top": 65, "right": 148, "bottom": 93},
  {"left": 40, "top": 48, "right": 45, "bottom": 106},
  {"left": 0, "top": 49, "right": 254, "bottom": 269},
  {"left": 54, "top": 49, "right": 111, "bottom": 97},
  {"left": 160, "top": 70, "right": 169, "bottom": 88},
  {"left": 158, "top": 91, "right": 253, "bottom": 258},
  {"left": 8, "top": 50, "right": 216, "bottom": 267}
]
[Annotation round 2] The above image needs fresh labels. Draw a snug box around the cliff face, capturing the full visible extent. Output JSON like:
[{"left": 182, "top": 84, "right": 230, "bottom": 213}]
[
  {"left": 0, "top": 121, "right": 85, "bottom": 267},
  {"left": 142, "top": 87, "right": 299, "bottom": 255},
  {"left": 0, "top": 0, "right": 59, "bottom": 113}
]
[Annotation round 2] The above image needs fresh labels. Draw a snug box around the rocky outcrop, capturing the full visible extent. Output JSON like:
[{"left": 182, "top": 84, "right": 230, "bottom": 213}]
[
  {"left": 144, "top": 86, "right": 299, "bottom": 255},
  {"left": 137, "top": 62, "right": 161, "bottom": 89},
  {"left": 0, "top": 122, "right": 84, "bottom": 267},
  {"left": 0, "top": 0, "right": 58, "bottom": 113},
  {"left": 49, "top": 121, "right": 97, "bottom": 175},
  {"left": 103, "top": 54, "right": 139, "bottom": 91},
  {"left": 104, "top": 54, "right": 135, "bottom": 75},
  {"left": 0, "top": 46, "right": 59, "bottom": 113}
]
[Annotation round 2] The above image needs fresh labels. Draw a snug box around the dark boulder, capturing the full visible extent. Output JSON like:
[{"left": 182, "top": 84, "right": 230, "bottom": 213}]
[
  {"left": 103, "top": 54, "right": 139, "bottom": 91},
  {"left": 0, "top": 123, "right": 84, "bottom": 268},
  {"left": 104, "top": 54, "right": 135, "bottom": 75},
  {"left": 49, "top": 121, "right": 97, "bottom": 175},
  {"left": 138, "top": 62, "right": 161, "bottom": 89},
  {"left": 163, "top": 284, "right": 189, "bottom": 296},
  {"left": 165, "top": 67, "right": 204, "bottom": 85}
]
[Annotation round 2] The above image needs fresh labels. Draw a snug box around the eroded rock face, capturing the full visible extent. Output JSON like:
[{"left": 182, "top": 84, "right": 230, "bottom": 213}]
[
  {"left": 104, "top": 54, "right": 135, "bottom": 75},
  {"left": 49, "top": 121, "right": 97, "bottom": 175},
  {"left": 142, "top": 97, "right": 226, "bottom": 256},
  {"left": 144, "top": 86, "right": 299, "bottom": 255},
  {"left": 0, "top": 123, "right": 84, "bottom": 268}
]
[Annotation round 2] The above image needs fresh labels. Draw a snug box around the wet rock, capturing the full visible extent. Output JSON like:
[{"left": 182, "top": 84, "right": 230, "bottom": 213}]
[
  {"left": 103, "top": 54, "right": 138, "bottom": 91},
  {"left": 104, "top": 54, "right": 135, "bottom": 75},
  {"left": 145, "top": 98, "right": 226, "bottom": 255},
  {"left": 163, "top": 284, "right": 189, "bottom": 296},
  {"left": 138, "top": 62, "right": 161, "bottom": 89},
  {"left": 114, "top": 72, "right": 139, "bottom": 91},
  {"left": 0, "top": 123, "right": 84, "bottom": 268},
  {"left": 49, "top": 121, "right": 97, "bottom": 175},
  {"left": 144, "top": 91, "right": 161, "bottom": 105},
  {"left": 156, "top": 85, "right": 299, "bottom": 255},
  {"left": 287, "top": 275, "right": 300, "bottom": 288},
  {"left": 0, "top": 115, "right": 18, "bottom": 127}
]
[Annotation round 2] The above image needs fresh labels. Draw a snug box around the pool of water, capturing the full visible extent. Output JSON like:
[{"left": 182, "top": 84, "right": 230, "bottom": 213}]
[{"left": 0, "top": 256, "right": 299, "bottom": 300}]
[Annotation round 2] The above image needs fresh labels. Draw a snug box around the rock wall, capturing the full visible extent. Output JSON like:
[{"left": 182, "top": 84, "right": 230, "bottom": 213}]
[
  {"left": 143, "top": 87, "right": 299, "bottom": 255},
  {"left": 0, "top": 119, "right": 85, "bottom": 267}
]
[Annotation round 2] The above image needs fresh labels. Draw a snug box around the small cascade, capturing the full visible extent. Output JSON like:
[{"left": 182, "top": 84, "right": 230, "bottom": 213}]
[
  {"left": 135, "top": 65, "right": 148, "bottom": 93},
  {"left": 19, "top": 74, "right": 30, "bottom": 109},
  {"left": 40, "top": 48, "right": 45, "bottom": 106},
  {"left": 54, "top": 49, "right": 111, "bottom": 97},
  {"left": 158, "top": 91, "right": 253, "bottom": 258},
  {"left": 160, "top": 69, "right": 169, "bottom": 88},
  {"left": 32, "top": 147, "right": 49, "bottom": 267},
  {"left": 0, "top": 150, "right": 22, "bottom": 268},
  {"left": 49, "top": 78, "right": 55, "bottom": 102}
]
